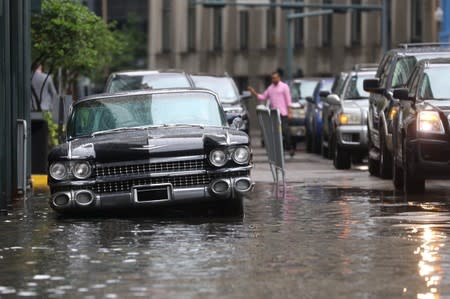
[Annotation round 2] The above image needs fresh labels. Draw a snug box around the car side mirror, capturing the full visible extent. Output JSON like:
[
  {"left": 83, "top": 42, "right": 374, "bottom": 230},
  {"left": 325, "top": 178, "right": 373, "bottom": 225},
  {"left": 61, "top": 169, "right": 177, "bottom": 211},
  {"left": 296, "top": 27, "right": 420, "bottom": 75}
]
[
  {"left": 319, "top": 90, "right": 330, "bottom": 98},
  {"left": 231, "top": 117, "right": 244, "bottom": 130},
  {"left": 240, "top": 90, "right": 251, "bottom": 100},
  {"left": 305, "top": 96, "right": 315, "bottom": 104},
  {"left": 363, "top": 78, "right": 384, "bottom": 94},
  {"left": 393, "top": 88, "right": 411, "bottom": 101},
  {"left": 325, "top": 94, "right": 340, "bottom": 106}
]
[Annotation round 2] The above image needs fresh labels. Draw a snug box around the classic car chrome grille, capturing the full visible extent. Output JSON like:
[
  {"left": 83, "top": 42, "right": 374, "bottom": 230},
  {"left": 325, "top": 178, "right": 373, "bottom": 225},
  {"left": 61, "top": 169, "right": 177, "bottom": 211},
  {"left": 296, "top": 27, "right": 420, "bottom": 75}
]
[
  {"left": 51, "top": 171, "right": 250, "bottom": 194},
  {"left": 96, "top": 159, "right": 206, "bottom": 177},
  {"left": 93, "top": 174, "right": 210, "bottom": 194}
]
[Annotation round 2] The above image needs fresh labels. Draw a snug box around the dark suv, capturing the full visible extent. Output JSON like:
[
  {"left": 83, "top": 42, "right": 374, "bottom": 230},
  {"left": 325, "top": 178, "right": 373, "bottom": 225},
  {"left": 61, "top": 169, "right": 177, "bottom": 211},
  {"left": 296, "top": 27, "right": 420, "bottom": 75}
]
[
  {"left": 392, "top": 58, "right": 450, "bottom": 193},
  {"left": 363, "top": 44, "right": 450, "bottom": 179}
]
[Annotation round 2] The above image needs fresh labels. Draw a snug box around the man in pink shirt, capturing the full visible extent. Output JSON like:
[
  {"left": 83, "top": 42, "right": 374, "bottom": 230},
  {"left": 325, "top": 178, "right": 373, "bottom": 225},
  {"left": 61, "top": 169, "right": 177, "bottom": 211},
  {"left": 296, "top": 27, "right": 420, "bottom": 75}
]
[{"left": 248, "top": 71, "right": 295, "bottom": 157}]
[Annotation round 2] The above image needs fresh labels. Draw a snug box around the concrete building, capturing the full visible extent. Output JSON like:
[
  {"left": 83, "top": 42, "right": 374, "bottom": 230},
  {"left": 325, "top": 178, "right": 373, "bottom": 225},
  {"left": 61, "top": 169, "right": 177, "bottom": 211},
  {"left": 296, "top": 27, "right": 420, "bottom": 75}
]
[{"left": 90, "top": 0, "right": 440, "bottom": 91}]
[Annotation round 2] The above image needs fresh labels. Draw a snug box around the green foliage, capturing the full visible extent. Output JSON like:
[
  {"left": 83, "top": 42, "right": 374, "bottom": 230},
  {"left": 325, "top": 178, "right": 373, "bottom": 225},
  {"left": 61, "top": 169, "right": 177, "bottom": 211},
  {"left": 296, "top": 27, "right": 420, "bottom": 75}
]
[
  {"left": 31, "top": 0, "right": 125, "bottom": 88},
  {"left": 42, "top": 111, "right": 59, "bottom": 148}
]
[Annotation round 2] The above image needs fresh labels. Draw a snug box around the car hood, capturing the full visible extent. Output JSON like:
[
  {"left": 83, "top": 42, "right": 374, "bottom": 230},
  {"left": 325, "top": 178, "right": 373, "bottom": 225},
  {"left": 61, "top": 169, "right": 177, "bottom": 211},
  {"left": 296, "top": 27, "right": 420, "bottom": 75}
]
[
  {"left": 423, "top": 100, "right": 450, "bottom": 112},
  {"left": 49, "top": 126, "right": 249, "bottom": 163},
  {"left": 342, "top": 99, "right": 369, "bottom": 112}
]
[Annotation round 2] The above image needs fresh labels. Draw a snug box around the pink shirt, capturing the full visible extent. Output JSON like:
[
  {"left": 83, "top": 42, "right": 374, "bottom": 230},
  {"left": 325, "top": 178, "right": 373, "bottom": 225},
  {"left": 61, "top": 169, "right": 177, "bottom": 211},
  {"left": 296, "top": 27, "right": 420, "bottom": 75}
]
[{"left": 257, "top": 81, "right": 292, "bottom": 116}]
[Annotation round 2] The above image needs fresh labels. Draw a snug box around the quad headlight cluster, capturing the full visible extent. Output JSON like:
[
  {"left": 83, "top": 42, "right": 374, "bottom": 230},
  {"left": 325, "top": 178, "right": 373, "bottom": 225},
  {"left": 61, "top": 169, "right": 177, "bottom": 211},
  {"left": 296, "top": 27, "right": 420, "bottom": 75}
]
[
  {"left": 49, "top": 161, "right": 92, "bottom": 180},
  {"left": 417, "top": 111, "right": 445, "bottom": 134},
  {"left": 209, "top": 146, "right": 250, "bottom": 167}
]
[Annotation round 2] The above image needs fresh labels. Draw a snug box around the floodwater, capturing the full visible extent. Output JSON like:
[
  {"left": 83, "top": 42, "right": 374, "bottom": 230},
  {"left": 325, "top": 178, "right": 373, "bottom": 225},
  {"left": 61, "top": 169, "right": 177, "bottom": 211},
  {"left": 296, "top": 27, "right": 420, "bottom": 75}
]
[{"left": 1, "top": 184, "right": 450, "bottom": 299}]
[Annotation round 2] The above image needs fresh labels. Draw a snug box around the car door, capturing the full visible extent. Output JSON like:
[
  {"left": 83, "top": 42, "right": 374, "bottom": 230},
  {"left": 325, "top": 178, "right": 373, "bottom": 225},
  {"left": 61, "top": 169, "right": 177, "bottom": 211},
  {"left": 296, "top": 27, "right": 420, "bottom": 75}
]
[
  {"left": 369, "top": 53, "right": 393, "bottom": 145},
  {"left": 395, "top": 67, "right": 420, "bottom": 153}
]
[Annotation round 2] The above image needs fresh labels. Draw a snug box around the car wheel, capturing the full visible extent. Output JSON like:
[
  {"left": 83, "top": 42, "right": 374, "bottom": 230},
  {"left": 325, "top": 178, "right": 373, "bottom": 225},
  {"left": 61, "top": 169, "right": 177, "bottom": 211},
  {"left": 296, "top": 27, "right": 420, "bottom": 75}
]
[
  {"left": 306, "top": 128, "right": 313, "bottom": 153},
  {"left": 379, "top": 124, "right": 393, "bottom": 179},
  {"left": 392, "top": 144, "right": 403, "bottom": 191},
  {"left": 220, "top": 197, "right": 244, "bottom": 216},
  {"left": 367, "top": 132, "right": 379, "bottom": 176},
  {"left": 402, "top": 138, "right": 425, "bottom": 194},
  {"left": 334, "top": 141, "right": 351, "bottom": 170},
  {"left": 312, "top": 128, "right": 321, "bottom": 154},
  {"left": 321, "top": 134, "right": 329, "bottom": 159}
]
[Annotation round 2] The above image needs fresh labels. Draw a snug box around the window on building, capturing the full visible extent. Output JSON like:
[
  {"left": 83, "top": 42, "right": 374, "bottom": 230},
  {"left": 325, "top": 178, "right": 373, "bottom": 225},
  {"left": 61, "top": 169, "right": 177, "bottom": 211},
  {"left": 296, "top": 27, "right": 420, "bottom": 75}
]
[
  {"left": 240, "top": 10, "right": 249, "bottom": 50},
  {"left": 322, "top": 0, "right": 332, "bottom": 47},
  {"left": 351, "top": 0, "right": 361, "bottom": 45},
  {"left": 188, "top": 0, "right": 196, "bottom": 51},
  {"left": 411, "top": 0, "right": 422, "bottom": 42},
  {"left": 266, "top": 0, "right": 276, "bottom": 48},
  {"left": 213, "top": 8, "right": 223, "bottom": 51},
  {"left": 162, "top": 0, "right": 171, "bottom": 52},
  {"left": 294, "top": 1, "right": 304, "bottom": 48}
]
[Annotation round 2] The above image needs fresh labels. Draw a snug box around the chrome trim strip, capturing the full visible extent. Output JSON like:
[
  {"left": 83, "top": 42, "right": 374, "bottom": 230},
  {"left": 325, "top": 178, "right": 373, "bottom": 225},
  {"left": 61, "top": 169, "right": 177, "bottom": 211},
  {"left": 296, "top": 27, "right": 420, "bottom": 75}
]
[
  {"left": 96, "top": 155, "right": 206, "bottom": 168},
  {"left": 207, "top": 165, "right": 252, "bottom": 174}
]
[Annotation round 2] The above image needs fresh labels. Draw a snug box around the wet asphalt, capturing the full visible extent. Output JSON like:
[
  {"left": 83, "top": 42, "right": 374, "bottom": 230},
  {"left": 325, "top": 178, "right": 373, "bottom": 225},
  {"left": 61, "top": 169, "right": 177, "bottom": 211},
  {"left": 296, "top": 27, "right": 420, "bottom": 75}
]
[{"left": 1, "top": 143, "right": 450, "bottom": 298}]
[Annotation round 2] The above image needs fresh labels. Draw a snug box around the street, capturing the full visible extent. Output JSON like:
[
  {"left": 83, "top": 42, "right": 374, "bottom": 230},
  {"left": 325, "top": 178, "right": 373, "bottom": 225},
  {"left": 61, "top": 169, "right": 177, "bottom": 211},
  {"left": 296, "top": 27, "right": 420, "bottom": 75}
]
[{"left": 1, "top": 141, "right": 450, "bottom": 298}]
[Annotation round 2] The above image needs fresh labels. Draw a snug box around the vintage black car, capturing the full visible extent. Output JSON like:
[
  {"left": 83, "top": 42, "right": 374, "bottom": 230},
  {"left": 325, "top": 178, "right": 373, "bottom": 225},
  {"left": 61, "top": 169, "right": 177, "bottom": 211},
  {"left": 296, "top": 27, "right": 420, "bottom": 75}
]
[
  {"left": 48, "top": 89, "right": 253, "bottom": 213},
  {"left": 392, "top": 58, "right": 450, "bottom": 193}
]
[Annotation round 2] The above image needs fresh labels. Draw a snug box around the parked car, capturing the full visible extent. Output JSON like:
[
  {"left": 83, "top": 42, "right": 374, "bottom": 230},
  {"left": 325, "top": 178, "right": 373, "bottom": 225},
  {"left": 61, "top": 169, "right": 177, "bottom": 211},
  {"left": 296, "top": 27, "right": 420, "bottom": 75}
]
[
  {"left": 325, "top": 66, "right": 377, "bottom": 169},
  {"left": 47, "top": 89, "right": 253, "bottom": 214},
  {"left": 190, "top": 74, "right": 251, "bottom": 134},
  {"left": 305, "top": 78, "right": 334, "bottom": 153},
  {"left": 288, "top": 78, "right": 319, "bottom": 148},
  {"left": 364, "top": 44, "right": 450, "bottom": 179},
  {"left": 321, "top": 72, "right": 349, "bottom": 158},
  {"left": 104, "top": 70, "right": 194, "bottom": 92},
  {"left": 391, "top": 58, "right": 450, "bottom": 193}
]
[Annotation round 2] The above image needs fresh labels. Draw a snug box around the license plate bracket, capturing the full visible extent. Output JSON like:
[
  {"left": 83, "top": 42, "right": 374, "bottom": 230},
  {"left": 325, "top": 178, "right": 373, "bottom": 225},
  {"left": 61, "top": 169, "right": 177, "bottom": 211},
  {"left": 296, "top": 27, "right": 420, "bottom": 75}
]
[{"left": 133, "top": 184, "right": 172, "bottom": 203}]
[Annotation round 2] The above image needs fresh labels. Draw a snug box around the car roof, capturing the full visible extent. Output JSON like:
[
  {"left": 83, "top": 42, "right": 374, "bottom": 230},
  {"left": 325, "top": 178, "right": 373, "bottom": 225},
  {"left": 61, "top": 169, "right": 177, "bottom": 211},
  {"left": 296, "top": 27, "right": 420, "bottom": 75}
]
[
  {"left": 190, "top": 73, "right": 231, "bottom": 78},
  {"left": 418, "top": 57, "right": 450, "bottom": 66},
  {"left": 388, "top": 44, "right": 450, "bottom": 57},
  {"left": 110, "top": 69, "right": 187, "bottom": 76},
  {"left": 75, "top": 88, "right": 219, "bottom": 105},
  {"left": 292, "top": 77, "right": 322, "bottom": 83}
]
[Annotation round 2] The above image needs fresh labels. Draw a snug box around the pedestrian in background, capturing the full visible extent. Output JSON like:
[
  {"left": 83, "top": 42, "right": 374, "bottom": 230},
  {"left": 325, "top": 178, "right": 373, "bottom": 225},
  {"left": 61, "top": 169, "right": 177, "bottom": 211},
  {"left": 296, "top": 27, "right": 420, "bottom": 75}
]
[
  {"left": 31, "top": 63, "right": 58, "bottom": 119},
  {"left": 247, "top": 71, "right": 295, "bottom": 157}
]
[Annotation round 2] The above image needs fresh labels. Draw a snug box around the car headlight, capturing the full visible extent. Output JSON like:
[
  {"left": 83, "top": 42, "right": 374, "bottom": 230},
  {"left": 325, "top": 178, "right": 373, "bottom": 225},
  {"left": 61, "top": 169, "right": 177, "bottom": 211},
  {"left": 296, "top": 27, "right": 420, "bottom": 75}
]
[
  {"left": 209, "top": 149, "right": 227, "bottom": 167},
  {"left": 72, "top": 162, "right": 92, "bottom": 179},
  {"left": 417, "top": 111, "right": 445, "bottom": 134},
  {"left": 232, "top": 147, "right": 250, "bottom": 165},
  {"left": 339, "top": 112, "right": 361, "bottom": 125},
  {"left": 49, "top": 162, "right": 68, "bottom": 180}
]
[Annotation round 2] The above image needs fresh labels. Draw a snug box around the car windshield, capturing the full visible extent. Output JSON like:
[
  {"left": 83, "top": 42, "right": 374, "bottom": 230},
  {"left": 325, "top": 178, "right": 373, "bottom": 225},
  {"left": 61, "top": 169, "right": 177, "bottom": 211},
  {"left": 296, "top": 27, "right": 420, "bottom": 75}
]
[
  {"left": 67, "top": 92, "right": 226, "bottom": 138},
  {"left": 419, "top": 64, "right": 450, "bottom": 100},
  {"left": 321, "top": 80, "right": 334, "bottom": 92},
  {"left": 344, "top": 73, "right": 375, "bottom": 99},
  {"left": 107, "top": 73, "right": 191, "bottom": 92},
  {"left": 191, "top": 76, "right": 240, "bottom": 103},
  {"left": 291, "top": 80, "right": 317, "bottom": 101}
]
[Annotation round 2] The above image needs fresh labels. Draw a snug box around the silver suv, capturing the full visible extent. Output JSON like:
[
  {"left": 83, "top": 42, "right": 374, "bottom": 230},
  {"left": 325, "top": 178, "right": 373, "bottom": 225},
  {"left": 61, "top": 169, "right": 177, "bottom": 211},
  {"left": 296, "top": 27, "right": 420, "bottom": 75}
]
[{"left": 325, "top": 66, "right": 377, "bottom": 169}]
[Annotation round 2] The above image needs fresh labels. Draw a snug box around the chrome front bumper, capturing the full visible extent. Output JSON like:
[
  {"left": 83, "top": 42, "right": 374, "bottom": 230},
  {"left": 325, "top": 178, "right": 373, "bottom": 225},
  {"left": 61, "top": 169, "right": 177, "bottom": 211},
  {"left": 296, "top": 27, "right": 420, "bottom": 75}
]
[
  {"left": 50, "top": 176, "right": 254, "bottom": 212},
  {"left": 336, "top": 125, "right": 369, "bottom": 150}
]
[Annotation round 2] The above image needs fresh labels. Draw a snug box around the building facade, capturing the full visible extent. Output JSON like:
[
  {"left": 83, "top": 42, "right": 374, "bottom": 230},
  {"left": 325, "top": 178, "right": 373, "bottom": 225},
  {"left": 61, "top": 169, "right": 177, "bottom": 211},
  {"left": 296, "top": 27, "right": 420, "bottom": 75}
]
[{"left": 91, "top": 0, "right": 439, "bottom": 91}]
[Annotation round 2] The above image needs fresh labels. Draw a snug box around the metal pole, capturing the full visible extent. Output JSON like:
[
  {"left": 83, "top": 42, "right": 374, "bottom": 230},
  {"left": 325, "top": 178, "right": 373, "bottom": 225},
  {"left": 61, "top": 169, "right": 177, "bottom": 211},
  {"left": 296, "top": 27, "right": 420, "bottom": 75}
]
[
  {"left": 285, "top": 10, "right": 333, "bottom": 82},
  {"left": 381, "top": 0, "right": 388, "bottom": 53},
  {"left": 286, "top": 17, "right": 293, "bottom": 83}
]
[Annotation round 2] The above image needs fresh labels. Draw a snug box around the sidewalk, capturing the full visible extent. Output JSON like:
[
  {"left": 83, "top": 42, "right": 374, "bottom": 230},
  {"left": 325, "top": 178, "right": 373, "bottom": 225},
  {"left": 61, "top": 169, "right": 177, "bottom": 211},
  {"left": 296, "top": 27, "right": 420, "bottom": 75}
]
[{"left": 250, "top": 135, "right": 395, "bottom": 191}]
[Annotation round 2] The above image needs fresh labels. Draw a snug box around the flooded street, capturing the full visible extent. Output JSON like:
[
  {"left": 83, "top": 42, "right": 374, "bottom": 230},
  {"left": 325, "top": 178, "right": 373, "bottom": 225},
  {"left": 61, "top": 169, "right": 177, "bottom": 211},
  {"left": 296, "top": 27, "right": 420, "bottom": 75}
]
[{"left": 1, "top": 183, "right": 450, "bottom": 298}]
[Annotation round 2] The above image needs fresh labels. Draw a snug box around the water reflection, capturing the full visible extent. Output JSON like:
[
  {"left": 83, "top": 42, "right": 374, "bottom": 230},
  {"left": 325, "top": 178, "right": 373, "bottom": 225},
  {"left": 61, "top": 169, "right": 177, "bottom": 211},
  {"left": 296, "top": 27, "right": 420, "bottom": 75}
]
[
  {"left": 1, "top": 185, "right": 450, "bottom": 298},
  {"left": 414, "top": 225, "right": 446, "bottom": 299}
]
